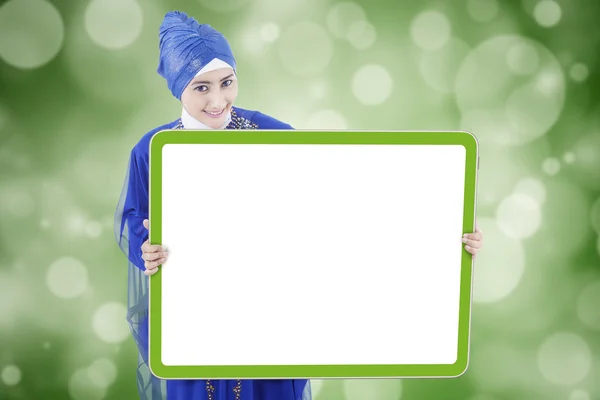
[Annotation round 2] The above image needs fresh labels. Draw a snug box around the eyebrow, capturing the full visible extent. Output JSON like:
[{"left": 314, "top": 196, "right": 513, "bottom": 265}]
[{"left": 191, "top": 74, "right": 235, "bottom": 85}]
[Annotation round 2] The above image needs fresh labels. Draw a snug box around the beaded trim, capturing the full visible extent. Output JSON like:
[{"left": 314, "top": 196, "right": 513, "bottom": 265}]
[
  {"left": 206, "top": 380, "right": 215, "bottom": 400},
  {"left": 175, "top": 108, "right": 249, "bottom": 399},
  {"left": 233, "top": 380, "right": 242, "bottom": 400},
  {"left": 227, "top": 108, "right": 259, "bottom": 130},
  {"left": 205, "top": 379, "right": 242, "bottom": 399}
]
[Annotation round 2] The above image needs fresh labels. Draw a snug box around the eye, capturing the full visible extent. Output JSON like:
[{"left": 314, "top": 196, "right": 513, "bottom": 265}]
[
  {"left": 222, "top": 79, "right": 233, "bottom": 87},
  {"left": 194, "top": 85, "right": 208, "bottom": 92}
]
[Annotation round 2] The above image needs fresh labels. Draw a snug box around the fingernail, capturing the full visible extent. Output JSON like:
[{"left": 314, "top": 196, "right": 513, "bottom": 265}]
[
  {"left": 463, "top": 234, "right": 468, "bottom": 238},
  {"left": 461, "top": 238, "right": 468, "bottom": 243}
]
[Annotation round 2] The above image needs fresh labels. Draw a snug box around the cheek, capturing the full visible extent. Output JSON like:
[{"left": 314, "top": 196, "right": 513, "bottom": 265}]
[
  {"left": 182, "top": 91, "right": 207, "bottom": 110},
  {"left": 226, "top": 85, "right": 239, "bottom": 103}
]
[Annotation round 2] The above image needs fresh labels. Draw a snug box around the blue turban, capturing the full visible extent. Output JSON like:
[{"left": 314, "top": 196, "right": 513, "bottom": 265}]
[{"left": 157, "top": 11, "right": 237, "bottom": 100}]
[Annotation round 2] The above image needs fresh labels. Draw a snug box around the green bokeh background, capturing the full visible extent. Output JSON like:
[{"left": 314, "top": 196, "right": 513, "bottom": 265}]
[{"left": 0, "top": 0, "right": 599, "bottom": 399}]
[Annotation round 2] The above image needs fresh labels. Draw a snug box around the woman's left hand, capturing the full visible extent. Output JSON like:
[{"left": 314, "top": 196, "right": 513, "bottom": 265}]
[{"left": 462, "top": 222, "right": 483, "bottom": 259}]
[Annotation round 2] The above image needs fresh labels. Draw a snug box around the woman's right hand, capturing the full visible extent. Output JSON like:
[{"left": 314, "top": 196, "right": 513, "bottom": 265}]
[{"left": 141, "top": 219, "right": 169, "bottom": 276}]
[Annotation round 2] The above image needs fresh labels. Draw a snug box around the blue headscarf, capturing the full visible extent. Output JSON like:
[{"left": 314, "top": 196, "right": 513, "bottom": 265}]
[{"left": 157, "top": 11, "right": 237, "bottom": 100}]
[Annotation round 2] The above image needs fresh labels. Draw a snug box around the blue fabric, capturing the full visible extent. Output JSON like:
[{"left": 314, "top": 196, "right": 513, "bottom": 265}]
[
  {"left": 114, "top": 107, "right": 310, "bottom": 400},
  {"left": 157, "top": 11, "right": 237, "bottom": 100}
]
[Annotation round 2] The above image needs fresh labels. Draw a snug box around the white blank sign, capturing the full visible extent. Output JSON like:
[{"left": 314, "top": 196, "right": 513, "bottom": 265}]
[
  {"left": 148, "top": 130, "right": 478, "bottom": 379},
  {"left": 149, "top": 136, "right": 475, "bottom": 374}
]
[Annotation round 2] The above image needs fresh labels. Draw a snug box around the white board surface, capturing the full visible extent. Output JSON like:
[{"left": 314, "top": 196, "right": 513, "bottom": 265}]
[{"left": 158, "top": 143, "right": 468, "bottom": 368}]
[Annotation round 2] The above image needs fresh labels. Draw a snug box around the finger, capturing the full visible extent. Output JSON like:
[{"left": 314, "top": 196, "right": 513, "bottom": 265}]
[
  {"left": 465, "top": 245, "right": 478, "bottom": 255},
  {"left": 463, "top": 232, "right": 482, "bottom": 241},
  {"left": 141, "top": 240, "right": 152, "bottom": 253},
  {"left": 145, "top": 263, "right": 159, "bottom": 272},
  {"left": 144, "top": 265, "right": 156, "bottom": 274},
  {"left": 143, "top": 219, "right": 149, "bottom": 230},
  {"left": 461, "top": 238, "right": 482, "bottom": 249},
  {"left": 142, "top": 251, "right": 168, "bottom": 261},
  {"left": 144, "top": 257, "right": 167, "bottom": 270},
  {"left": 141, "top": 241, "right": 166, "bottom": 254},
  {"left": 144, "top": 260, "right": 160, "bottom": 270},
  {"left": 148, "top": 257, "right": 167, "bottom": 271},
  {"left": 142, "top": 251, "right": 168, "bottom": 262}
]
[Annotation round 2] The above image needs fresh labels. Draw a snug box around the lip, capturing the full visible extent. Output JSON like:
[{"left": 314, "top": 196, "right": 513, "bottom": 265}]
[{"left": 203, "top": 109, "right": 225, "bottom": 118}]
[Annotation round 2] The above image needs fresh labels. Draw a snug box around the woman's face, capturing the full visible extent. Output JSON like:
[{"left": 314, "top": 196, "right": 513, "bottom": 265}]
[{"left": 181, "top": 67, "right": 238, "bottom": 128}]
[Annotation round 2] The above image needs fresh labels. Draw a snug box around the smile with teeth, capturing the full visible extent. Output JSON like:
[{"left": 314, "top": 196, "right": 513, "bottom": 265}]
[{"left": 204, "top": 109, "right": 225, "bottom": 117}]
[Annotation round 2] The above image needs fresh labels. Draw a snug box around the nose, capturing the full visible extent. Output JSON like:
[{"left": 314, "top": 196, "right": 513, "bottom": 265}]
[{"left": 206, "top": 90, "right": 226, "bottom": 109}]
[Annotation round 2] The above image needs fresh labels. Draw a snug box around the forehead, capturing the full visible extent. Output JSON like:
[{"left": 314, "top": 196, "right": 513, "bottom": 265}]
[{"left": 192, "top": 67, "right": 235, "bottom": 82}]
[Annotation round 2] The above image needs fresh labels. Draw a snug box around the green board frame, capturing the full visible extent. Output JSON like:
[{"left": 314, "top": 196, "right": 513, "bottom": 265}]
[{"left": 148, "top": 130, "right": 478, "bottom": 380}]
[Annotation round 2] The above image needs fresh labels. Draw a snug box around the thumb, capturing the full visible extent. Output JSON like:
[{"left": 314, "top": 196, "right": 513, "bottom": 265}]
[{"left": 143, "top": 219, "right": 149, "bottom": 230}]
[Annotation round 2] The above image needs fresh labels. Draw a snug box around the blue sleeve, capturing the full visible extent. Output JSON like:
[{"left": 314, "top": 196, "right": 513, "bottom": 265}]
[
  {"left": 115, "top": 146, "right": 149, "bottom": 271},
  {"left": 251, "top": 111, "right": 295, "bottom": 130}
]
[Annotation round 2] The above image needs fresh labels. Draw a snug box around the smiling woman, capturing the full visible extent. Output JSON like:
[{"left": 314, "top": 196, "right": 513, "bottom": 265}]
[
  {"left": 181, "top": 62, "right": 239, "bottom": 128},
  {"left": 113, "top": 10, "right": 309, "bottom": 400}
]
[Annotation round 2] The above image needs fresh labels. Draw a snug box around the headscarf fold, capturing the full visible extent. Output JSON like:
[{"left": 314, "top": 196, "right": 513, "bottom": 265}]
[{"left": 157, "top": 11, "right": 236, "bottom": 99}]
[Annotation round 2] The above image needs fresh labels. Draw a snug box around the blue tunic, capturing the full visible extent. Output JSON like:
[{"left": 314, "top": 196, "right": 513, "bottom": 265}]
[{"left": 114, "top": 106, "right": 311, "bottom": 400}]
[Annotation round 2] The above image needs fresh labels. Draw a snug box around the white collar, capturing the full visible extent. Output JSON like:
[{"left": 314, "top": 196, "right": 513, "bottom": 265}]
[{"left": 181, "top": 106, "right": 231, "bottom": 129}]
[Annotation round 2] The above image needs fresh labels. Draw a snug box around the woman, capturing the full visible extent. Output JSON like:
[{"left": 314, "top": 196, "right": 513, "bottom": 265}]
[
  {"left": 114, "top": 10, "right": 312, "bottom": 400},
  {"left": 115, "top": 9, "right": 483, "bottom": 400}
]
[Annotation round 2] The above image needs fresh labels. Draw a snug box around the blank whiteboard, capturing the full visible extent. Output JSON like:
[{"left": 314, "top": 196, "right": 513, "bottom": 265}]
[{"left": 147, "top": 130, "right": 478, "bottom": 380}]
